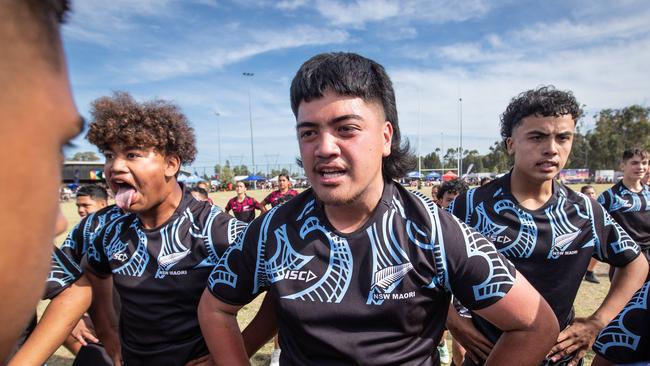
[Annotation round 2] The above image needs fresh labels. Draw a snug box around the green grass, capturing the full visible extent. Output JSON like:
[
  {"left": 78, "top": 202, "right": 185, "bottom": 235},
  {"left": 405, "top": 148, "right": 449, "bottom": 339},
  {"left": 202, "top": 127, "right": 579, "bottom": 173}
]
[{"left": 45, "top": 184, "right": 613, "bottom": 365}]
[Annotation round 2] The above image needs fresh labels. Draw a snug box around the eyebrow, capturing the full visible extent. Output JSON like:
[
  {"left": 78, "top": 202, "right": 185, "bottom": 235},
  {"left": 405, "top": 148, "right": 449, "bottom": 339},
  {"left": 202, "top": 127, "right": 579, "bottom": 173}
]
[{"left": 296, "top": 114, "right": 363, "bottom": 130}]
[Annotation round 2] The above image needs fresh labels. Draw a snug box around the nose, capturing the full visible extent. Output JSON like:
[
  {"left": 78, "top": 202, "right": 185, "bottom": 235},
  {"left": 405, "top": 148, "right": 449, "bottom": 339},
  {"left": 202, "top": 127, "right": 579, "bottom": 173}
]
[
  {"left": 107, "top": 155, "right": 127, "bottom": 176},
  {"left": 315, "top": 132, "right": 340, "bottom": 159},
  {"left": 542, "top": 137, "right": 559, "bottom": 157}
]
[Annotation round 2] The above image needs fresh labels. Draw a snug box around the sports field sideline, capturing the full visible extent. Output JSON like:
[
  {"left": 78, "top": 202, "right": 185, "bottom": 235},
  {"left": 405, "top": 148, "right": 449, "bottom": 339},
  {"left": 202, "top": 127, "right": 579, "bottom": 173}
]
[{"left": 45, "top": 184, "right": 613, "bottom": 365}]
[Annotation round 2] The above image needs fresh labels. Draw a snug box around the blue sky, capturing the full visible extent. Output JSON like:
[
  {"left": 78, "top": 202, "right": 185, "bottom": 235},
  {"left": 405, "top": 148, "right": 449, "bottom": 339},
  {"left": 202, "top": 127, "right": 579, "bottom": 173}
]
[{"left": 62, "top": 0, "right": 650, "bottom": 174}]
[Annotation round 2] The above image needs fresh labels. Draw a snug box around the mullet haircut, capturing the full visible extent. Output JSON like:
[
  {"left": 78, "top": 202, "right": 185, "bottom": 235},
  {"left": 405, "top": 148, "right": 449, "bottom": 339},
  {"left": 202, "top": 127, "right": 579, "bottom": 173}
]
[{"left": 290, "top": 52, "right": 413, "bottom": 180}]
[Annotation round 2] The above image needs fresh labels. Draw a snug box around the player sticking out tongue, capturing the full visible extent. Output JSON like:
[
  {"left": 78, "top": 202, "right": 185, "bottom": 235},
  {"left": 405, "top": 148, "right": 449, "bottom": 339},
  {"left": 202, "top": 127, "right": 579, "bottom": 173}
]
[{"left": 114, "top": 185, "right": 135, "bottom": 210}]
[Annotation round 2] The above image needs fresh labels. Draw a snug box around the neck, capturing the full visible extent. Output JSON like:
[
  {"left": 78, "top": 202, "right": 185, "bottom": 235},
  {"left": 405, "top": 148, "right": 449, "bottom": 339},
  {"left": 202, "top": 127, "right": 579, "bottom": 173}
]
[
  {"left": 138, "top": 183, "right": 183, "bottom": 229},
  {"left": 237, "top": 192, "right": 246, "bottom": 200},
  {"left": 323, "top": 180, "right": 384, "bottom": 234},
  {"left": 622, "top": 177, "right": 643, "bottom": 192},
  {"left": 279, "top": 187, "right": 289, "bottom": 194},
  {"left": 510, "top": 168, "right": 553, "bottom": 210}
]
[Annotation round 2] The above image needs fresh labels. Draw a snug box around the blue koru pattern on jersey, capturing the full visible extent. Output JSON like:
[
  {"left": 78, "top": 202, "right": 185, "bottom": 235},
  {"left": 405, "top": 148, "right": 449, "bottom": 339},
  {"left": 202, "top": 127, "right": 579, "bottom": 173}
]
[
  {"left": 412, "top": 191, "right": 513, "bottom": 302},
  {"left": 600, "top": 186, "right": 650, "bottom": 213},
  {"left": 282, "top": 215, "right": 353, "bottom": 302},
  {"left": 62, "top": 206, "right": 125, "bottom": 262},
  {"left": 48, "top": 248, "right": 82, "bottom": 288},
  {"left": 594, "top": 281, "right": 649, "bottom": 355},
  {"left": 110, "top": 220, "right": 149, "bottom": 277},
  {"left": 546, "top": 196, "right": 582, "bottom": 259},
  {"left": 493, "top": 199, "right": 537, "bottom": 258},
  {"left": 366, "top": 197, "right": 416, "bottom": 305}
]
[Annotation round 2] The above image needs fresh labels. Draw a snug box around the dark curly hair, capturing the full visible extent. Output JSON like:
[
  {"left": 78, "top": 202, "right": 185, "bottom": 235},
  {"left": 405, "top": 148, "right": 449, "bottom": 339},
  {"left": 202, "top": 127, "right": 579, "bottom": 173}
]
[
  {"left": 500, "top": 86, "right": 582, "bottom": 146},
  {"left": 437, "top": 178, "right": 468, "bottom": 200},
  {"left": 290, "top": 52, "right": 413, "bottom": 180},
  {"left": 87, "top": 91, "right": 196, "bottom": 165}
]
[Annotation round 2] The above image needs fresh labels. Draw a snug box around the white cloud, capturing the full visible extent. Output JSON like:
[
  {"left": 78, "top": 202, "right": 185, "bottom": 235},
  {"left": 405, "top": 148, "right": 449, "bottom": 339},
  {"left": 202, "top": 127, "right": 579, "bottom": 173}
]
[
  {"left": 313, "top": 0, "right": 492, "bottom": 27},
  {"left": 127, "top": 26, "right": 349, "bottom": 82},
  {"left": 275, "top": 0, "right": 308, "bottom": 10}
]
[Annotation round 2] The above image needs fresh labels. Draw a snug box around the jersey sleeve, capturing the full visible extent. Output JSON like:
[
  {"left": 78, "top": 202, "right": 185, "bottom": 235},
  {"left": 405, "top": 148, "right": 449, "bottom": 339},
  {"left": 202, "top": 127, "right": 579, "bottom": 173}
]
[
  {"left": 437, "top": 209, "right": 516, "bottom": 311},
  {"left": 449, "top": 189, "right": 470, "bottom": 223},
  {"left": 44, "top": 246, "right": 83, "bottom": 300},
  {"left": 207, "top": 217, "right": 267, "bottom": 305},
  {"left": 597, "top": 191, "right": 611, "bottom": 212},
  {"left": 225, "top": 198, "right": 233, "bottom": 211},
  {"left": 60, "top": 215, "right": 93, "bottom": 265},
  {"left": 252, "top": 198, "right": 263, "bottom": 210},
  {"left": 83, "top": 224, "right": 113, "bottom": 277},
  {"left": 593, "top": 281, "right": 650, "bottom": 364},
  {"left": 592, "top": 201, "right": 640, "bottom": 266}
]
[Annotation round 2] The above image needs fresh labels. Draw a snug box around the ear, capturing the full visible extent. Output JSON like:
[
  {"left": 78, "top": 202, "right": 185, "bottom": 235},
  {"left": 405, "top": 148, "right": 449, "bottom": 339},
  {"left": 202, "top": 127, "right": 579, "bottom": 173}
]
[
  {"left": 505, "top": 137, "right": 515, "bottom": 156},
  {"left": 164, "top": 154, "right": 181, "bottom": 179},
  {"left": 382, "top": 121, "right": 394, "bottom": 157}
]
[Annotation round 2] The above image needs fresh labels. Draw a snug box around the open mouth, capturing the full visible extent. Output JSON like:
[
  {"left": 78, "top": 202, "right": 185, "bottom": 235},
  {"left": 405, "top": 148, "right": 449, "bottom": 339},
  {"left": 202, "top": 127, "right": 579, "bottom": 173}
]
[
  {"left": 318, "top": 168, "right": 347, "bottom": 180},
  {"left": 113, "top": 180, "right": 137, "bottom": 210}
]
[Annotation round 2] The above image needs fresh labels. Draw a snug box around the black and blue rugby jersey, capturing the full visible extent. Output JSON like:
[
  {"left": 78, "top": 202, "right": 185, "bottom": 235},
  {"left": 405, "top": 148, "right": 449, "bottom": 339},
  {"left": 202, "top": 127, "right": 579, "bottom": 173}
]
[
  {"left": 85, "top": 185, "right": 245, "bottom": 366},
  {"left": 593, "top": 281, "right": 650, "bottom": 364},
  {"left": 598, "top": 181, "right": 650, "bottom": 251},
  {"left": 61, "top": 205, "right": 124, "bottom": 265},
  {"left": 45, "top": 246, "right": 84, "bottom": 299},
  {"left": 208, "top": 180, "right": 516, "bottom": 366},
  {"left": 451, "top": 173, "right": 640, "bottom": 341}
]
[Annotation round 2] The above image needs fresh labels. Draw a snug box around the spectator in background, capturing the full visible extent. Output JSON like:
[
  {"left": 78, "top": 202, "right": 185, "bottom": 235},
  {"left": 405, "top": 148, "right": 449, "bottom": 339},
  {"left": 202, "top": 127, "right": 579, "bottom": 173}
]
[
  {"left": 480, "top": 177, "right": 493, "bottom": 186},
  {"left": 225, "top": 181, "right": 266, "bottom": 223},
  {"left": 581, "top": 185, "right": 601, "bottom": 284},
  {"left": 436, "top": 178, "right": 469, "bottom": 209},
  {"left": 196, "top": 181, "right": 214, "bottom": 204},
  {"left": 431, "top": 183, "right": 440, "bottom": 205},
  {"left": 0, "top": 1, "right": 84, "bottom": 360},
  {"left": 76, "top": 185, "right": 109, "bottom": 218},
  {"left": 190, "top": 187, "right": 210, "bottom": 202},
  {"left": 261, "top": 173, "right": 298, "bottom": 209}
]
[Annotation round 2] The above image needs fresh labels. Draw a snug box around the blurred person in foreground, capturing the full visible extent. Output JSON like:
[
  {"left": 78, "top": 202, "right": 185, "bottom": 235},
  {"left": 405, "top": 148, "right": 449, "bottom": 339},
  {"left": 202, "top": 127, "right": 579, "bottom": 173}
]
[{"left": 0, "top": 0, "right": 83, "bottom": 360}]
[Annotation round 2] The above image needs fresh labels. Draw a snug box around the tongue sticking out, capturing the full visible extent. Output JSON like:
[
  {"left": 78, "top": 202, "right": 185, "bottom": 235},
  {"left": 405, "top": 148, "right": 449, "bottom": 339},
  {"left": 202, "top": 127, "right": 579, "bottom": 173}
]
[{"left": 115, "top": 186, "right": 136, "bottom": 210}]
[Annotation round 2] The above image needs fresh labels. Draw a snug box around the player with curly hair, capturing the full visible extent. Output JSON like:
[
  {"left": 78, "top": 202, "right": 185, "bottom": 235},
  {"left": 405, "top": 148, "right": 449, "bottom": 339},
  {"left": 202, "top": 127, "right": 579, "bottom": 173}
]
[
  {"left": 82, "top": 92, "right": 265, "bottom": 366},
  {"left": 448, "top": 86, "right": 647, "bottom": 366}
]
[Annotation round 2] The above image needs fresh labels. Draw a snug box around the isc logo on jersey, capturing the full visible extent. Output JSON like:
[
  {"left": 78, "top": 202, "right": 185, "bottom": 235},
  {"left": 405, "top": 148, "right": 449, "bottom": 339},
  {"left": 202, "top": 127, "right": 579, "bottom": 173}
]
[
  {"left": 284, "top": 270, "right": 317, "bottom": 282},
  {"left": 490, "top": 235, "right": 512, "bottom": 244},
  {"left": 112, "top": 252, "right": 128, "bottom": 261}
]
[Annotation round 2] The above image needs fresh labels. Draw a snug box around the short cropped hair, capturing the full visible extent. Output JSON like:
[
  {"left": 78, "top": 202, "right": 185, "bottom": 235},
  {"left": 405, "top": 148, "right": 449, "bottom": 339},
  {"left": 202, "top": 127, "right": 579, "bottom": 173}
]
[
  {"left": 189, "top": 187, "right": 209, "bottom": 200},
  {"left": 622, "top": 148, "right": 650, "bottom": 162},
  {"left": 87, "top": 92, "right": 197, "bottom": 165},
  {"left": 501, "top": 86, "right": 582, "bottom": 145},
  {"left": 580, "top": 185, "right": 594, "bottom": 194},
  {"left": 437, "top": 179, "right": 468, "bottom": 200},
  {"left": 76, "top": 184, "right": 108, "bottom": 201},
  {"left": 290, "top": 52, "right": 413, "bottom": 180}
]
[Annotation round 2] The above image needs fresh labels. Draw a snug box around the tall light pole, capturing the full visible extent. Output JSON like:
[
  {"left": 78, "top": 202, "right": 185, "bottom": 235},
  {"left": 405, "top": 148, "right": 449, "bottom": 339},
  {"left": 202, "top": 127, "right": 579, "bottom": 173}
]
[
  {"left": 243, "top": 72, "right": 255, "bottom": 172},
  {"left": 458, "top": 97, "right": 463, "bottom": 177},
  {"left": 214, "top": 111, "right": 221, "bottom": 174}
]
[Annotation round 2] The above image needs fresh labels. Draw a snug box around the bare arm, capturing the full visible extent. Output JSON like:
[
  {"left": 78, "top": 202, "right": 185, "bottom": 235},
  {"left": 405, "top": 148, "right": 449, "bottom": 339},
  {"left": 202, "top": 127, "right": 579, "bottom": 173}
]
[
  {"left": 474, "top": 271, "right": 559, "bottom": 366},
  {"left": 7, "top": 276, "right": 92, "bottom": 366},
  {"left": 242, "top": 293, "right": 277, "bottom": 356},
  {"left": 548, "top": 255, "right": 648, "bottom": 365},
  {"left": 446, "top": 303, "right": 493, "bottom": 363},
  {"left": 86, "top": 270, "right": 122, "bottom": 366},
  {"left": 198, "top": 289, "right": 250, "bottom": 366}
]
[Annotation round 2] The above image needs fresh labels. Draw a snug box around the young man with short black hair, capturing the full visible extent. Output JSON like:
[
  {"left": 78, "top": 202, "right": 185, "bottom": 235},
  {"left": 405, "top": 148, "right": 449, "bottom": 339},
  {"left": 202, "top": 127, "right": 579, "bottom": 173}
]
[
  {"left": 83, "top": 92, "right": 249, "bottom": 366},
  {"left": 449, "top": 86, "right": 648, "bottom": 366},
  {"left": 598, "top": 148, "right": 650, "bottom": 270},
  {"left": 76, "top": 185, "right": 109, "bottom": 218},
  {"left": 199, "top": 52, "right": 560, "bottom": 366},
  {"left": 437, "top": 178, "right": 469, "bottom": 209}
]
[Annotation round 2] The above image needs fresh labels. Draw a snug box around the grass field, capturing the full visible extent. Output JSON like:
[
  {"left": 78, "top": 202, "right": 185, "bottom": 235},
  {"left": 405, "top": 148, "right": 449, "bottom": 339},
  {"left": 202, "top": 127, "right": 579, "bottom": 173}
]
[{"left": 44, "top": 184, "right": 613, "bottom": 365}]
